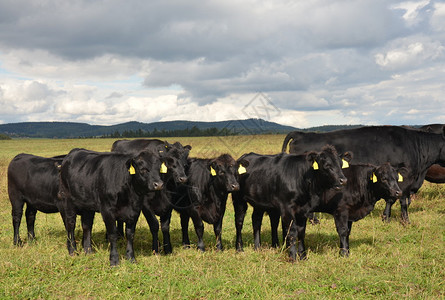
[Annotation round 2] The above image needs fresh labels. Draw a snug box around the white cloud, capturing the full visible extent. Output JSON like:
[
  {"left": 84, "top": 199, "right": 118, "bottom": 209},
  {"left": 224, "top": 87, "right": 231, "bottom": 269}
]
[
  {"left": 391, "top": 0, "right": 430, "bottom": 27},
  {"left": 431, "top": 2, "right": 445, "bottom": 31},
  {"left": 375, "top": 38, "right": 444, "bottom": 70}
]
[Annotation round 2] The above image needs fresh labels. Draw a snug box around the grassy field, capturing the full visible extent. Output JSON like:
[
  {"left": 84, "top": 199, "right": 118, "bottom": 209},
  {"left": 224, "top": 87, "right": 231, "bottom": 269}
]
[{"left": 0, "top": 136, "right": 444, "bottom": 299}]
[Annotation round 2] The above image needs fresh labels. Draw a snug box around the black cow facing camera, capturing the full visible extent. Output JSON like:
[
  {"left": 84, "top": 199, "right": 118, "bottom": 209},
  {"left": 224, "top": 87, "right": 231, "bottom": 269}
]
[
  {"left": 169, "top": 154, "right": 241, "bottom": 252},
  {"left": 266, "top": 162, "right": 407, "bottom": 257},
  {"left": 57, "top": 148, "right": 164, "bottom": 266},
  {"left": 112, "top": 139, "right": 191, "bottom": 254},
  {"left": 232, "top": 145, "right": 351, "bottom": 261}
]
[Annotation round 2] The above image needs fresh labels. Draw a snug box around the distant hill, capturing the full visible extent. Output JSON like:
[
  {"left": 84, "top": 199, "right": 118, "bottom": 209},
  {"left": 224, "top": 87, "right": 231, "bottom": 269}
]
[
  {"left": 6, "top": 120, "right": 410, "bottom": 139},
  {"left": 0, "top": 119, "right": 300, "bottom": 138}
]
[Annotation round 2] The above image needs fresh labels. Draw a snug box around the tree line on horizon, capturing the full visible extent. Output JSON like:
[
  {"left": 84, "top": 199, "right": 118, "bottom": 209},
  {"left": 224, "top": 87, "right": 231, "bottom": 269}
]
[{"left": 100, "top": 126, "right": 239, "bottom": 139}]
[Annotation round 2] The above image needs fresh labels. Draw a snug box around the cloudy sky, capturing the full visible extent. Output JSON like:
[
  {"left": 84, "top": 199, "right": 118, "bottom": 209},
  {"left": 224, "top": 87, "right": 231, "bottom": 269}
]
[{"left": 0, "top": 0, "right": 444, "bottom": 128}]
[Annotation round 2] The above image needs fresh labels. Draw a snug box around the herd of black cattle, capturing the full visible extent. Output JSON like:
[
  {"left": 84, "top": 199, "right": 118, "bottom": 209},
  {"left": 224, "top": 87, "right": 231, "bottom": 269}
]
[{"left": 7, "top": 124, "right": 445, "bottom": 265}]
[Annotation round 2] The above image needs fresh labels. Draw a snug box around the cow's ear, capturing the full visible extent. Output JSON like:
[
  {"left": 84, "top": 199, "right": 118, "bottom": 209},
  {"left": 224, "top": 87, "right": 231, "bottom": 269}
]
[
  {"left": 208, "top": 160, "right": 218, "bottom": 176},
  {"left": 397, "top": 167, "right": 409, "bottom": 182},
  {"left": 126, "top": 158, "right": 137, "bottom": 175},
  {"left": 237, "top": 159, "right": 249, "bottom": 174},
  {"left": 163, "top": 156, "right": 174, "bottom": 166},
  {"left": 306, "top": 151, "right": 319, "bottom": 169},
  {"left": 238, "top": 158, "right": 249, "bottom": 168},
  {"left": 342, "top": 151, "right": 353, "bottom": 163}
]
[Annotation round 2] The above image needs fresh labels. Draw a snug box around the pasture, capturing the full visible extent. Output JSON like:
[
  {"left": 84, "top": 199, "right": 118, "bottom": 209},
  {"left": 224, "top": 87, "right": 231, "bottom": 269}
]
[{"left": 0, "top": 136, "right": 444, "bottom": 299}]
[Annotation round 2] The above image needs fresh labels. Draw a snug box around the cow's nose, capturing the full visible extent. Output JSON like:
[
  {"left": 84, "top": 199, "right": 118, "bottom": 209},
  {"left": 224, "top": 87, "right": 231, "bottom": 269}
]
[
  {"left": 339, "top": 178, "right": 347, "bottom": 186},
  {"left": 153, "top": 181, "right": 164, "bottom": 190},
  {"left": 179, "top": 176, "right": 187, "bottom": 183},
  {"left": 231, "top": 183, "right": 240, "bottom": 191},
  {"left": 395, "top": 190, "right": 402, "bottom": 198}
]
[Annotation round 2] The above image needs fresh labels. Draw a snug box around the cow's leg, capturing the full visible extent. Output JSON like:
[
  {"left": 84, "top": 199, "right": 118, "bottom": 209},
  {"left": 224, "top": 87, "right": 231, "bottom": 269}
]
[
  {"left": 281, "top": 212, "right": 298, "bottom": 261},
  {"left": 60, "top": 209, "right": 77, "bottom": 256},
  {"left": 233, "top": 196, "right": 248, "bottom": 252},
  {"left": 400, "top": 195, "right": 411, "bottom": 224},
  {"left": 334, "top": 213, "right": 350, "bottom": 257},
  {"left": 25, "top": 205, "right": 37, "bottom": 242},
  {"left": 11, "top": 198, "right": 24, "bottom": 246},
  {"left": 213, "top": 216, "right": 225, "bottom": 251},
  {"left": 116, "top": 220, "right": 125, "bottom": 239},
  {"left": 101, "top": 212, "right": 119, "bottom": 266},
  {"left": 382, "top": 198, "right": 394, "bottom": 222},
  {"left": 269, "top": 210, "right": 280, "bottom": 248},
  {"left": 125, "top": 221, "right": 138, "bottom": 263},
  {"left": 252, "top": 208, "right": 264, "bottom": 250},
  {"left": 81, "top": 211, "right": 95, "bottom": 254},
  {"left": 180, "top": 212, "right": 191, "bottom": 248},
  {"left": 160, "top": 210, "right": 173, "bottom": 254},
  {"left": 295, "top": 214, "right": 307, "bottom": 260},
  {"left": 307, "top": 212, "right": 320, "bottom": 225},
  {"left": 142, "top": 208, "right": 160, "bottom": 254},
  {"left": 190, "top": 213, "right": 205, "bottom": 252}
]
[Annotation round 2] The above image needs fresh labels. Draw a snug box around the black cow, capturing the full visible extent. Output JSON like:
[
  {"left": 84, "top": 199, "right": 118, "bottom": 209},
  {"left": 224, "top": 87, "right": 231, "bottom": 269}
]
[
  {"left": 170, "top": 154, "right": 240, "bottom": 252},
  {"left": 419, "top": 124, "right": 445, "bottom": 183},
  {"left": 260, "top": 163, "right": 406, "bottom": 256},
  {"left": 111, "top": 139, "right": 191, "bottom": 254},
  {"left": 281, "top": 125, "right": 445, "bottom": 223},
  {"left": 58, "top": 148, "right": 164, "bottom": 266},
  {"left": 232, "top": 145, "right": 351, "bottom": 260},
  {"left": 8, "top": 153, "right": 64, "bottom": 245},
  {"left": 112, "top": 139, "right": 191, "bottom": 156}
]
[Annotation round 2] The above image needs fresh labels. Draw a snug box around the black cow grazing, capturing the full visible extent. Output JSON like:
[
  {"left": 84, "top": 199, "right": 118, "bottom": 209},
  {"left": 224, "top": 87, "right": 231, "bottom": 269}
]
[
  {"left": 263, "top": 163, "right": 406, "bottom": 256},
  {"left": 170, "top": 154, "right": 240, "bottom": 252},
  {"left": 8, "top": 153, "right": 64, "bottom": 245},
  {"left": 58, "top": 148, "right": 164, "bottom": 266},
  {"left": 419, "top": 124, "right": 445, "bottom": 183},
  {"left": 111, "top": 139, "right": 191, "bottom": 254},
  {"left": 232, "top": 145, "right": 351, "bottom": 260},
  {"left": 281, "top": 125, "right": 445, "bottom": 223}
]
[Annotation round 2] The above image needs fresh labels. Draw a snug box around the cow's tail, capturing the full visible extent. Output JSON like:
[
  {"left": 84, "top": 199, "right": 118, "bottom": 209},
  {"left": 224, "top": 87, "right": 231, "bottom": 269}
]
[{"left": 281, "top": 132, "right": 295, "bottom": 153}]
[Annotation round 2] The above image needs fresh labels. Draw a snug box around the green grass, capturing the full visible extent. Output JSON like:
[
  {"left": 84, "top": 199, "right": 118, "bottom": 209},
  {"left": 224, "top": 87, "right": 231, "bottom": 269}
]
[{"left": 0, "top": 136, "right": 444, "bottom": 299}]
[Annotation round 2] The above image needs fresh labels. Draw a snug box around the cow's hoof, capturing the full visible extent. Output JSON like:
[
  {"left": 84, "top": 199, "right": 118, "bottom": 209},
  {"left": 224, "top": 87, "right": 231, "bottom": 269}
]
[{"left": 381, "top": 215, "right": 391, "bottom": 223}]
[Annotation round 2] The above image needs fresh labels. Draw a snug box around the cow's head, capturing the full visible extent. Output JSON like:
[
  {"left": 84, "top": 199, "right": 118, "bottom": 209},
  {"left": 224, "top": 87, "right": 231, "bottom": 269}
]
[
  {"left": 157, "top": 142, "right": 192, "bottom": 184},
  {"left": 371, "top": 163, "right": 405, "bottom": 199},
  {"left": 208, "top": 154, "right": 240, "bottom": 192},
  {"left": 128, "top": 151, "right": 164, "bottom": 191},
  {"left": 307, "top": 145, "right": 351, "bottom": 190}
]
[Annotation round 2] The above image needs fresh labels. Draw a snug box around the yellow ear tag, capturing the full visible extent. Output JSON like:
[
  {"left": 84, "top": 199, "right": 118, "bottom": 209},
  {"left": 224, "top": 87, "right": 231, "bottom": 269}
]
[
  {"left": 129, "top": 164, "right": 136, "bottom": 175},
  {"left": 398, "top": 173, "right": 403, "bottom": 182},
  {"left": 238, "top": 165, "right": 246, "bottom": 174},
  {"left": 312, "top": 161, "right": 319, "bottom": 170},
  {"left": 160, "top": 162, "right": 168, "bottom": 174},
  {"left": 210, "top": 166, "right": 217, "bottom": 176},
  {"left": 342, "top": 159, "right": 349, "bottom": 169},
  {"left": 371, "top": 173, "right": 378, "bottom": 183}
]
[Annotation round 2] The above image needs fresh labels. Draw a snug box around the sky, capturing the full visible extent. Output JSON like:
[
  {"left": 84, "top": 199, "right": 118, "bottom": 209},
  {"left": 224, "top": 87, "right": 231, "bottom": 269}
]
[{"left": 0, "top": 0, "right": 444, "bottom": 128}]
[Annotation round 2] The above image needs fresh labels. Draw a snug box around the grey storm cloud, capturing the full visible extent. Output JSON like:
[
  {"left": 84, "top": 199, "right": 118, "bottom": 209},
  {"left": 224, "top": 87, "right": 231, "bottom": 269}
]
[{"left": 0, "top": 0, "right": 444, "bottom": 126}]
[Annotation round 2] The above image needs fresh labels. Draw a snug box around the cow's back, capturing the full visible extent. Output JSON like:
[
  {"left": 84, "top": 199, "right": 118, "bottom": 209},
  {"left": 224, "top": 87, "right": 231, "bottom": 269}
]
[
  {"left": 60, "top": 149, "right": 131, "bottom": 211},
  {"left": 111, "top": 139, "right": 164, "bottom": 154},
  {"left": 8, "top": 153, "right": 62, "bottom": 213},
  {"left": 287, "top": 126, "right": 444, "bottom": 171}
]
